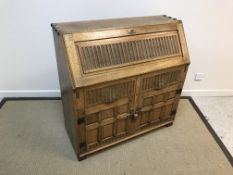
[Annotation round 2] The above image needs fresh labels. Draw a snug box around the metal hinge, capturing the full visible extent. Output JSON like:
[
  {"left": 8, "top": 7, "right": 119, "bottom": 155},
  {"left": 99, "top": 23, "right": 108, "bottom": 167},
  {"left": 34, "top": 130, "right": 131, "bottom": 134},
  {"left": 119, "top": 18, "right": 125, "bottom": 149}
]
[
  {"left": 176, "top": 88, "right": 182, "bottom": 94},
  {"left": 77, "top": 117, "right": 85, "bottom": 124},
  {"left": 79, "top": 142, "right": 86, "bottom": 149},
  {"left": 171, "top": 110, "right": 177, "bottom": 116}
]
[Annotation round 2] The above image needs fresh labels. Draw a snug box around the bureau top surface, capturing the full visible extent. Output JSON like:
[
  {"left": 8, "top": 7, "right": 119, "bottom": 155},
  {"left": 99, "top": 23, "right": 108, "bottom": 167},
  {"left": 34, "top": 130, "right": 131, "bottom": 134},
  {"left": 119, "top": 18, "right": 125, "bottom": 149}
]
[{"left": 52, "top": 15, "right": 180, "bottom": 34}]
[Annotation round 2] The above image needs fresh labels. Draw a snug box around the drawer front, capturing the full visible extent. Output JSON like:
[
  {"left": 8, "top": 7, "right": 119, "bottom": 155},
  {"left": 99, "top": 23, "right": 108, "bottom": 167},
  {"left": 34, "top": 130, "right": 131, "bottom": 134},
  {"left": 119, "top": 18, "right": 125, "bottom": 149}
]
[
  {"left": 141, "top": 69, "right": 181, "bottom": 92},
  {"left": 83, "top": 78, "right": 135, "bottom": 150},
  {"left": 85, "top": 80, "right": 135, "bottom": 107}
]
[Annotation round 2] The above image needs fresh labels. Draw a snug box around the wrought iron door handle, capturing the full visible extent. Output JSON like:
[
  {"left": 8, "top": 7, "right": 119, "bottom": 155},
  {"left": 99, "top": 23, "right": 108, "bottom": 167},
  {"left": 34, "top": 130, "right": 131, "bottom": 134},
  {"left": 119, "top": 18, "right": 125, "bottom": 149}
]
[
  {"left": 133, "top": 112, "right": 139, "bottom": 118},
  {"left": 130, "top": 108, "right": 140, "bottom": 119}
]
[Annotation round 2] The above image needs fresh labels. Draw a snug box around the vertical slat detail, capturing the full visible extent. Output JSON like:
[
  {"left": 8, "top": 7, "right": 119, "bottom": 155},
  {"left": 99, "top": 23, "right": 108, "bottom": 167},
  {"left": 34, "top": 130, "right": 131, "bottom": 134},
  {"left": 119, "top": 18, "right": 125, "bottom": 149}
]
[
  {"left": 77, "top": 34, "right": 182, "bottom": 72},
  {"left": 141, "top": 70, "right": 181, "bottom": 91}
]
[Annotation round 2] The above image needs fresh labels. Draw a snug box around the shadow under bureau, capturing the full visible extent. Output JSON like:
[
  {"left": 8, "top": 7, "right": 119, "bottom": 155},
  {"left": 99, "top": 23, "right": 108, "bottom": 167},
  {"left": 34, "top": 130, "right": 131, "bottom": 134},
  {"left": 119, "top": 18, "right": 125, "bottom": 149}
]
[{"left": 51, "top": 15, "right": 190, "bottom": 160}]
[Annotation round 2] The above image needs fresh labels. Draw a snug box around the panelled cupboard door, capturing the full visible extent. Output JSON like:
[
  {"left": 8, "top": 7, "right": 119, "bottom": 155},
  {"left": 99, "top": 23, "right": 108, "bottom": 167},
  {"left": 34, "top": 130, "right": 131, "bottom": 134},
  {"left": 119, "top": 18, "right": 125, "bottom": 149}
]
[
  {"left": 83, "top": 78, "right": 135, "bottom": 150},
  {"left": 133, "top": 67, "right": 183, "bottom": 130}
]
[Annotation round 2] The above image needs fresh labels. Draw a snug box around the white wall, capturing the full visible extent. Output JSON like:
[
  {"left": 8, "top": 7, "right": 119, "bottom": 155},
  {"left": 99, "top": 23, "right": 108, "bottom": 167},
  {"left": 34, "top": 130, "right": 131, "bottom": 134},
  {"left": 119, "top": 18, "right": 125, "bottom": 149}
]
[{"left": 1, "top": 0, "right": 233, "bottom": 98}]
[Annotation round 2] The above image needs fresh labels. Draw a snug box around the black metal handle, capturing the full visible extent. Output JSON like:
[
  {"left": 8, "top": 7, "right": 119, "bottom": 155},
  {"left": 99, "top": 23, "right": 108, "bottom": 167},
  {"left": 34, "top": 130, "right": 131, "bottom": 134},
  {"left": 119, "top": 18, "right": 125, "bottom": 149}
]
[
  {"left": 130, "top": 108, "right": 141, "bottom": 119},
  {"left": 133, "top": 112, "right": 139, "bottom": 118}
]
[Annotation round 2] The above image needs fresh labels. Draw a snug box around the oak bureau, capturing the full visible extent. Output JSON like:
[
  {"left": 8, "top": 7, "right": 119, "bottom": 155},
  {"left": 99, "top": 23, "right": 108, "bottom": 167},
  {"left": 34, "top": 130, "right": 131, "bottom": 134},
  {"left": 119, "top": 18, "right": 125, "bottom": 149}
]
[{"left": 51, "top": 15, "right": 190, "bottom": 160}]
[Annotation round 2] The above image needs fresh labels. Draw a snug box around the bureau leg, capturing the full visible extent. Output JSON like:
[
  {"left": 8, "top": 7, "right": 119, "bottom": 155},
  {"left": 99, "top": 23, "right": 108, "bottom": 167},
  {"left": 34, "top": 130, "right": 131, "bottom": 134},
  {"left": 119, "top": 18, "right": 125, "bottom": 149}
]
[
  {"left": 78, "top": 155, "right": 87, "bottom": 161},
  {"left": 165, "top": 122, "right": 173, "bottom": 127}
]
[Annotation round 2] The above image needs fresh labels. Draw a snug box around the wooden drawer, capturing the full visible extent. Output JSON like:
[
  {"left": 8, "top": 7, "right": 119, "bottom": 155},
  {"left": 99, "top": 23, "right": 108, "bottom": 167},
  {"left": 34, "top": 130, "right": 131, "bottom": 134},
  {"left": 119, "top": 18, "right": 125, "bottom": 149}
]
[{"left": 84, "top": 78, "right": 135, "bottom": 107}]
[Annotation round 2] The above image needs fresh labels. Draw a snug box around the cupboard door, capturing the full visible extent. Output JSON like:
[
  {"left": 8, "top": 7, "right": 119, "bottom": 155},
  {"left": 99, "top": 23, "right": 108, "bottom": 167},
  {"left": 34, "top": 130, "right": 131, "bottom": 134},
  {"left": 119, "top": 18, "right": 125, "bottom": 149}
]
[
  {"left": 136, "top": 86, "right": 178, "bottom": 129},
  {"left": 134, "top": 68, "right": 183, "bottom": 130},
  {"left": 83, "top": 78, "right": 135, "bottom": 150}
]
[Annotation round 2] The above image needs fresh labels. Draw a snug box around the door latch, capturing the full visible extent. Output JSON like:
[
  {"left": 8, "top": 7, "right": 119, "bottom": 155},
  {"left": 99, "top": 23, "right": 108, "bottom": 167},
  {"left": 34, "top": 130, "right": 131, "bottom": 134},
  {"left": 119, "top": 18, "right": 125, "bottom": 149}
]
[{"left": 130, "top": 108, "right": 140, "bottom": 119}]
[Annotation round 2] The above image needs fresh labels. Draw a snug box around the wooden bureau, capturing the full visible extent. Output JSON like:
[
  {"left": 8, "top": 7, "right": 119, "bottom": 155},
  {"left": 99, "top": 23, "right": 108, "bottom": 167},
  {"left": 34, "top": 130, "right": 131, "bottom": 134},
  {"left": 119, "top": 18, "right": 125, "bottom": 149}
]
[{"left": 51, "top": 15, "right": 190, "bottom": 160}]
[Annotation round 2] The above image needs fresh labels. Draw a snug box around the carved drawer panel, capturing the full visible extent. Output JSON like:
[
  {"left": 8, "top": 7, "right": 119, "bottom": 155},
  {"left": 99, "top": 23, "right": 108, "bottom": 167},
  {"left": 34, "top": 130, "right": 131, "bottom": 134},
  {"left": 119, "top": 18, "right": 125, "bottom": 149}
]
[
  {"left": 141, "top": 69, "right": 181, "bottom": 92},
  {"left": 85, "top": 80, "right": 135, "bottom": 107}
]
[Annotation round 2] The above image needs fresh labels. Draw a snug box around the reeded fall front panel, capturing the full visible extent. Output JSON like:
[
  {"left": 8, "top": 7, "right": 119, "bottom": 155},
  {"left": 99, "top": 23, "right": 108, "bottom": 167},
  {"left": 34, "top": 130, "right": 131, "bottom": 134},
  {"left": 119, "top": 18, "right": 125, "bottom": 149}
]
[{"left": 76, "top": 31, "right": 182, "bottom": 73}]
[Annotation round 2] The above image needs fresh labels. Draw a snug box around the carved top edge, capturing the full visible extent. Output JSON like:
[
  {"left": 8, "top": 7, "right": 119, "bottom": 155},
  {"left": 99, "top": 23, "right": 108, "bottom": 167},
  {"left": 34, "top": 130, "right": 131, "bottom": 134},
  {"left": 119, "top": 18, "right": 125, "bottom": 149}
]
[{"left": 51, "top": 15, "right": 181, "bottom": 35}]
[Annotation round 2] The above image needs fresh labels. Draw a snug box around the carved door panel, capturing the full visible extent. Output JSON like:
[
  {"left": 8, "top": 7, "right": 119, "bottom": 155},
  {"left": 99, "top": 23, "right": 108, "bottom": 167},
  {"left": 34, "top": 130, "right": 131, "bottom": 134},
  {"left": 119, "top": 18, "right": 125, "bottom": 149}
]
[
  {"left": 133, "top": 68, "right": 183, "bottom": 130},
  {"left": 83, "top": 78, "right": 135, "bottom": 150}
]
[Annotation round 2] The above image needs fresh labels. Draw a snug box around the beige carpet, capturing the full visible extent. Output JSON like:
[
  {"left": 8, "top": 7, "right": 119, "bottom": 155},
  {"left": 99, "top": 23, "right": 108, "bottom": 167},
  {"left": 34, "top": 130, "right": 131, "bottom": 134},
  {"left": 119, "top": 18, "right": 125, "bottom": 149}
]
[{"left": 0, "top": 99, "right": 232, "bottom": 175}]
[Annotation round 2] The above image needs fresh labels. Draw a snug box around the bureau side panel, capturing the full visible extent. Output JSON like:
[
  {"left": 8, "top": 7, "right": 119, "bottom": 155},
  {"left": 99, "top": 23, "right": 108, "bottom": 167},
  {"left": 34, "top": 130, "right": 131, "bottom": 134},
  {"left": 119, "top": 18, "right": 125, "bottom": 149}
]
[
  {"left": 52, "top": 29, "right": 78, "bottom": 156},
  {"left": 171, "top": 64, "right": 190, "bottom": 118}
]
